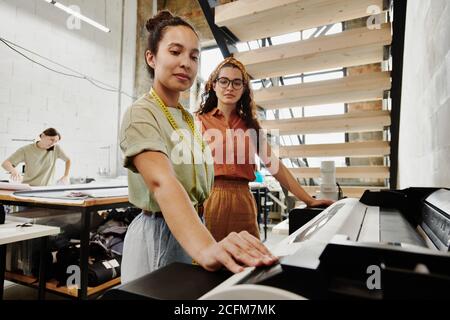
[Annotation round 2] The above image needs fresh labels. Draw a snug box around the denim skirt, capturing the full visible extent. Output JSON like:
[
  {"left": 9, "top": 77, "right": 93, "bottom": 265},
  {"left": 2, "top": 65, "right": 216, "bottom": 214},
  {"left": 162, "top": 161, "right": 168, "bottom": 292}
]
[{"left": 120, "top": 211, "right": 192, "bottom": 283}]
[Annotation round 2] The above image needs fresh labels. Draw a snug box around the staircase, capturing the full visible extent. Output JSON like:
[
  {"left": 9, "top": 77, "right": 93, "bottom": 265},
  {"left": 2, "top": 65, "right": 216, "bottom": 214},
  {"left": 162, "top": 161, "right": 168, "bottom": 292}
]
[{"left": 203, "top": 0, "right": 397, "bottom": 199}]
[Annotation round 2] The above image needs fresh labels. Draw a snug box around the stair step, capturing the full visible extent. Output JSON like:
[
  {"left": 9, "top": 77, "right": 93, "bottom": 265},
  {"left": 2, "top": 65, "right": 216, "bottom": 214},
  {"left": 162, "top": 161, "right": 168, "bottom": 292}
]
[
  {"left": 235, "top": 23, "right": 392, "bottom": 79},
  {"left": 215, "top": 0, "right": 386, "bottom": 42},
  {"left": 254, "top": 72, "right": 391, "bottom": 110},
  {"left": 290, "top": 166, "right": 390, "bottom": 179},
  {"left": 278, "top": 141, "right": 390, "bottom": 158},
  {"left": 261, "top": 110, "right": 391, "bottom": 135}
]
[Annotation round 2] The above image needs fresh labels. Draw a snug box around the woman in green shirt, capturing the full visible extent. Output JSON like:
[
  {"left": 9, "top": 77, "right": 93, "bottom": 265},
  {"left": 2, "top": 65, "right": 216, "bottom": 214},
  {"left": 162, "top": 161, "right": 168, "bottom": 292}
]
[
  {"left": 119, "top": 11, "right": 277, "bottom": 283},
  {"left": 2, "top": 128, "right": 71, "bottom": 186}
]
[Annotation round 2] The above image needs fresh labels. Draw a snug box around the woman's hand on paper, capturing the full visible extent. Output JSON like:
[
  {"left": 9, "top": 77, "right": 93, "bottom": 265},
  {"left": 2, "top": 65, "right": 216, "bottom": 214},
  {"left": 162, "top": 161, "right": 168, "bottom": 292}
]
[
  {"left": 199, "top": 231, "right": 278, "bottom": 274},
  {"left": 307, "top": 198, "right": 335, "bottom": 208},
  {"left": 9, "top": 170, "right": 23, "bottom": 183},
  {"left": 57, "top": 176, "right": 70, "bottom": 185}
]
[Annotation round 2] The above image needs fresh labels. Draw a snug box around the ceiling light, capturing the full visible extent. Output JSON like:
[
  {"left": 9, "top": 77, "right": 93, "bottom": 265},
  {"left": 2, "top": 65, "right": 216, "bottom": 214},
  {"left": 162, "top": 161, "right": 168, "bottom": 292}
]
[{"left": 43, "top": 0, "right": 110, "bottom": 33}]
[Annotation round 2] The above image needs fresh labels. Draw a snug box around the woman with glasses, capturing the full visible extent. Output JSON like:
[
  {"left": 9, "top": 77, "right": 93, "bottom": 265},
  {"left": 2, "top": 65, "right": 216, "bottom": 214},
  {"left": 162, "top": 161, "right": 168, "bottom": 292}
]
[{"left": 196, "top": 57, "right": 334, "bottom": 241}]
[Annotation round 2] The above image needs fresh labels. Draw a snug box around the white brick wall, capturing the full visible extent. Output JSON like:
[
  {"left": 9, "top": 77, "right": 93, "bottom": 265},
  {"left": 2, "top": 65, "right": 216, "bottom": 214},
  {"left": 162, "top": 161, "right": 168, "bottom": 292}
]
[
  {"left": 399, "top": 0, "right": 450, "bottom": 188},
  {"left": 0, "top": 0, "right": 136, "bottom": 183}
]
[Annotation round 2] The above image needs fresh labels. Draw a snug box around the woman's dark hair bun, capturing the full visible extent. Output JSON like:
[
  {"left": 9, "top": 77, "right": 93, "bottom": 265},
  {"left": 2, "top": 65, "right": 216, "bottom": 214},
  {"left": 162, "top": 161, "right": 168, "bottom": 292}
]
[{"left": 145, "top": 10, "right": 174, "bottom": 32}]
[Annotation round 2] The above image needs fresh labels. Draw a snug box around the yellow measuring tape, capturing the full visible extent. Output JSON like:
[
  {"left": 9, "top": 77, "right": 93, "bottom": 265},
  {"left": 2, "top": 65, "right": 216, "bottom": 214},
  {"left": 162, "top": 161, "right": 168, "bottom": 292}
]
[
  {"left": 150, "top": 88, "right": 205, "bottom": 152},
  {"left": 150, "top": 88, "right": 209, "bottom": 200}
]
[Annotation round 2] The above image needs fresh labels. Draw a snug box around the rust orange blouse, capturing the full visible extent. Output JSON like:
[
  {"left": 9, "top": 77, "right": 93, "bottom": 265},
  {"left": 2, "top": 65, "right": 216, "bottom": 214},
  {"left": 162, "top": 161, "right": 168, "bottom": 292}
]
[{"left": 197, "top": 108, "right": 257, "bottom": 181}]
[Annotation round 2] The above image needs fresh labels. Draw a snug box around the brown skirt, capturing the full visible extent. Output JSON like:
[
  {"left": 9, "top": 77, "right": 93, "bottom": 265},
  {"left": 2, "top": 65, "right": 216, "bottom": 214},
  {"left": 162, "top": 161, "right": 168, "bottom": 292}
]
[{"left": 204, "top": 179, "right": 260, "bottom": 242}]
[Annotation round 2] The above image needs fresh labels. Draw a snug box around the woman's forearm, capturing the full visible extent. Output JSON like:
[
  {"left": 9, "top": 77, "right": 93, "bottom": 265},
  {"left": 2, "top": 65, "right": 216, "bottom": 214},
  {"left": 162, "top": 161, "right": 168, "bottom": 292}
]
[
  {"left": 154, "top": 175, "right": 216, "bottom": 260},
  {"left": 133, "top": 152, "right": 216, "bottom": 264},
  {"left": 259, "top": 143, "right": 315, "bottom": 205},
  {"left": 133, "top": 151, "right": 278, "bottom": 273},
  {"left": 64, "top": 159, "right": 71, "bottom": 177},
  {"left": 271, "top": 160, "right": 315, "bottom": 206},
  {"left": 2, "top": 160, "right": 17, "bottom": 174}
]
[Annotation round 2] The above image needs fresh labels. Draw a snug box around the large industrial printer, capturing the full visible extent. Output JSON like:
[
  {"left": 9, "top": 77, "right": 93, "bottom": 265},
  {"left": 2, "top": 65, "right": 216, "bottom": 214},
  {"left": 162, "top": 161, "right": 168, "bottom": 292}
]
[{"left": 102, "top": 188, "right": 450, "bottom": 300}]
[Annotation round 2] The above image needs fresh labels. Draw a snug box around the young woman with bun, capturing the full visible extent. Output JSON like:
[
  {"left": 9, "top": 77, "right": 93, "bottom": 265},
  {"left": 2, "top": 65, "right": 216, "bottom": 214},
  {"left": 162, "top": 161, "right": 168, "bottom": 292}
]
[{"left": 119, "top": 11, "right": 277, "bottom": 283}]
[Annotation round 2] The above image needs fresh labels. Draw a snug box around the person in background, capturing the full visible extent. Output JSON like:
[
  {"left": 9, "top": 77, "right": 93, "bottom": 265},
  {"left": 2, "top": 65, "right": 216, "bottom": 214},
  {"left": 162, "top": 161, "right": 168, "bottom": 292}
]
[
  {"left": 119, "top": 11, "right": 277, "bottom": 283},
  {"left": 1, "top": 128, "right": 71, "bottom": 186},
  {"left": 196, "top": 57, "right": 335, "bottom": 241}
]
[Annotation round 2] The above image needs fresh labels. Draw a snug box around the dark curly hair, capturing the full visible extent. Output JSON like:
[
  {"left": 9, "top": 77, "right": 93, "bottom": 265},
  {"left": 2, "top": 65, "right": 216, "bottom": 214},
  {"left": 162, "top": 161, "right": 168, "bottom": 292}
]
[
  {"left": 41, "top": 128, "right": 61, "bottom": 140},
  {"left": 145, "top": 10, "right": 198, "bottom": 78},
  {"left": 196, "top": 57, "right": 261, "bottom": 131}
]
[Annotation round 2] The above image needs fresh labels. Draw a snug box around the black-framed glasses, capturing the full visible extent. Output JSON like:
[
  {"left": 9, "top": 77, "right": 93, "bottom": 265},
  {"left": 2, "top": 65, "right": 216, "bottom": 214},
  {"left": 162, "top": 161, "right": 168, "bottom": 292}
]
[{"left": 215, "top": 77, "right": 245, "bottom": 90}]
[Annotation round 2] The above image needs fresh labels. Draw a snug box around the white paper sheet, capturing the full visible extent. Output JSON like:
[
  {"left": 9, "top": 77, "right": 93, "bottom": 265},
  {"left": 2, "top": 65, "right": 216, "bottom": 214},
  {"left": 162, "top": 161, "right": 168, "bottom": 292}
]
[{"left": 0, "top": 182, "right": 32, "bottom": 191}]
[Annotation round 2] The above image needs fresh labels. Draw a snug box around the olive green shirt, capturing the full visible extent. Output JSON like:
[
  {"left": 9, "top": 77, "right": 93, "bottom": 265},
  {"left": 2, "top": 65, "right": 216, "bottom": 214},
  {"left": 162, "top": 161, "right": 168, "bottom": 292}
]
[
  {"left": 119, "top": 93, "right": 214, "bottom": 212},
  {"left": 7, "top": 143, "right": 69, "bottom": 186}
]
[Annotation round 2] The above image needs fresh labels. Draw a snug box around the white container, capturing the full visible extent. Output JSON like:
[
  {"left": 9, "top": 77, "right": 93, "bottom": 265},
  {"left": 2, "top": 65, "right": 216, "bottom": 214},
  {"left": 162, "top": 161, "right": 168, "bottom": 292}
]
[{"left": 319, "top": 161, "right": 338, "bottom": 201}]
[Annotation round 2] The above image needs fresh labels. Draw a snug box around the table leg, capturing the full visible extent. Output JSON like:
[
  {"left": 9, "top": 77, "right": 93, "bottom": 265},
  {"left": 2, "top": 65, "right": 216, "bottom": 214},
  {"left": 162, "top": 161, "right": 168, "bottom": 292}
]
[
  {"left": 0, "top": 244, "right": 6, "bottom": 300},
  {"left": 38, "top": 236, "right": 49, "bottom": 300},
  {"left": 256, "top": 189, "right": 261, "bottom": 232},
  {"left": 263, "top": 188, "right": 268, "bottom": 241},
  {"left": 0, "top": 204, "right": 5, "bottom": 224},
  {"left": 78, "top": 208, "right": 91, "bottom": 300}
]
